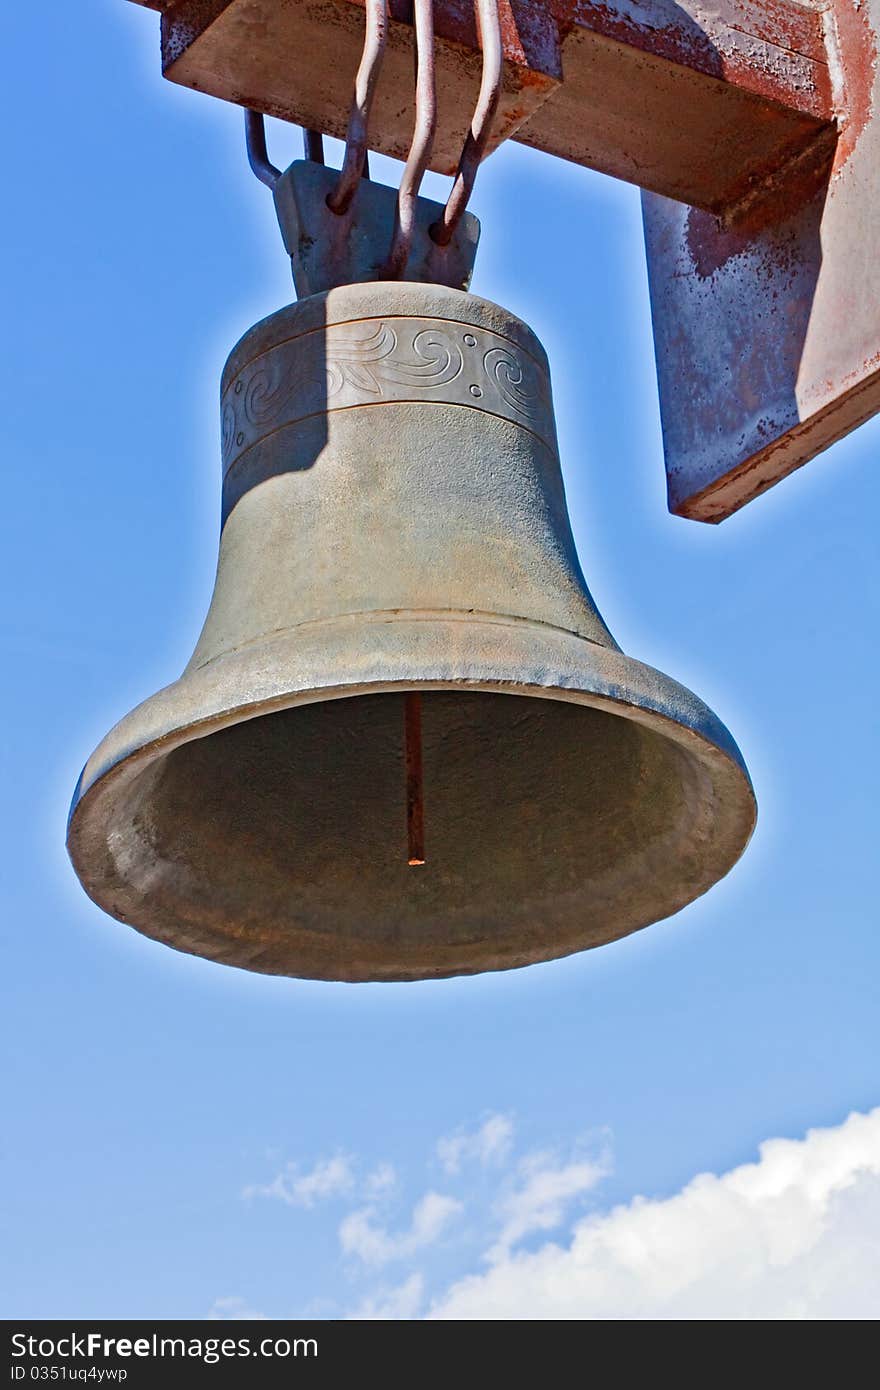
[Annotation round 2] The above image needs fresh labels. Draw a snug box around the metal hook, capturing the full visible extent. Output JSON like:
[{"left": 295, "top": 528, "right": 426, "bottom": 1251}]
[
  {"left": 246, "top": 111, "right": 327, "bottom": 191},
  {"left": 382, "top": 0, "right": 437, "bottom": 278},
  {"left": 430, "top": 0, "right": 502, "bottom": 245},
  {"left": 244, "top": 110, "right": 281, "bottom": 190},
  {"left": 326, "top": 0, "right": 389, "bottom": 215}
]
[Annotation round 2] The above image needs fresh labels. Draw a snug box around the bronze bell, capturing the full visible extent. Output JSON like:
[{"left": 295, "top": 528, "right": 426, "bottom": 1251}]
[{"left": 67, "top": 282, "right": 756, "bottom": 982}]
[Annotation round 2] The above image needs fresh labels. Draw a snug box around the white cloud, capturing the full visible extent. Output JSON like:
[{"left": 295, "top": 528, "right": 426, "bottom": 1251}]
[
  {"left": 437, "top": 1114, "right": 515, "bottom": 1176},
  {"left": 365, "top": 1162, "right": 397, "bottom": 1197},
  {"left": 488, "top": 1149, "right": 610, "bottom": 1262},
  {"left": 428, "top": 1108, "right": 880, "bottom": 1319},
  {"left": 350, "top": 1274, "right": 425, "bottom": 1320},
  {"left": 340, "top": 1192, "right": 463, "bottom": 1268},
  {"left": 208, "top": 1296, "right": 267, "bottom": 1321},
  {"left": 243, "top": 1154, "right": 354, "bottom": 1208}
]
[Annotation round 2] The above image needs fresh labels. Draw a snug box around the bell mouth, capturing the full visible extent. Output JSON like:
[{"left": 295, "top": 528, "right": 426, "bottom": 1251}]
[{"left": 67, "top": 616, "right": 755, "bottom": 982}]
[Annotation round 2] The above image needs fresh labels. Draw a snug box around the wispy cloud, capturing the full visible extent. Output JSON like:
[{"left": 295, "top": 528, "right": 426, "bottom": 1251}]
[
  {"left": 365, "top": 1162, "right": 397, "bottom": 1197},
  {"left": 487, "top": 1147, "right": 610, "bottom": 1262},
  {"left": 437, "top": 1114, "right": 515, "bottom": 1176},
  {"left": 339, "top": 1192, "right": 463, "bottom": 1267},
  {"left": 350, "top": 1274, "right": 425, "bottom": 1321},
  {"left": 243, "top": 1154, "right": 354, "bottom": 1208},
  {"left": 208, "top": 1296, "right": 267, "bottom": 1321}
]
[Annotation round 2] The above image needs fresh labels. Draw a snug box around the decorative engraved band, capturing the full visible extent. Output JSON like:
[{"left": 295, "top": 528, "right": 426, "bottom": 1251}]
[{"left": 220, "top": 315, "right": 556, "bottom": 474}]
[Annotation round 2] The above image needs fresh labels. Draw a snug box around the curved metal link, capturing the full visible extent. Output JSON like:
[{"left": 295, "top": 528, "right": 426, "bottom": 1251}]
[
  {"left": 382, "top": 0, "right": 437, "bottom": 278},
  {"left": 430, "top": 0, "right": 502, "bottom": 246},
  {"left": 244, "top": 110, "right": 281, "bottom": 189},
  {"left": 326, "top": 0, "right": 389, "bottom": 215}
]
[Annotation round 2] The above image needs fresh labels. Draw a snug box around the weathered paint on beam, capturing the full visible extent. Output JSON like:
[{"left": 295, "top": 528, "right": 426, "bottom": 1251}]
[
  {"left": 156, "top": 0, "right": 562, "bottom": 178},
  {"left": 642, "top": 0, "right": 879, "bottom": 521},
  {"left": 515, "top": 0, "right": 835, "bottom": 209},
  {"left": 132, "top": 0, "right": 835, "bottom": 210}
]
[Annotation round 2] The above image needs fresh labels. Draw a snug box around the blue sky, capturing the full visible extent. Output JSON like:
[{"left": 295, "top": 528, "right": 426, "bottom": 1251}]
[{"left": 2, "top": 1, "right": 878, "bottom": 1319}]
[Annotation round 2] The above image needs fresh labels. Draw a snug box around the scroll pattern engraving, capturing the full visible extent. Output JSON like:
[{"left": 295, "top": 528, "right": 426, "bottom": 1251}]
[
  {"left": 483, "top": 345, "right": 549, "bottom": 422},
  {"left": 221, "top": 318, "right": 553, "bottom": 472}
]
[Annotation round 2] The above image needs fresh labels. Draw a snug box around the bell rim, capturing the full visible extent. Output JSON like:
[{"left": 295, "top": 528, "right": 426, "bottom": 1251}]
[{"left": 67, "top": 614, "right": 756, "bottom": 982}]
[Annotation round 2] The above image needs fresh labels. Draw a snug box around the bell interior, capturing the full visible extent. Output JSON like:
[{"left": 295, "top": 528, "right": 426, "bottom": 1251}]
[{"left": 102, "top": 689, "right": 720, "bottom": 980}]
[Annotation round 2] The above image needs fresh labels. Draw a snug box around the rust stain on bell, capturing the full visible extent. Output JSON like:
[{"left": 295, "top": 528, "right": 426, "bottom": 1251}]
[{"left": 67, "top": 282, "right": 756, "bottom": 982}]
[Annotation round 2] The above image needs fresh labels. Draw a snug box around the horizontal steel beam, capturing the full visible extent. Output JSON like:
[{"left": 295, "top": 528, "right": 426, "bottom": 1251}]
[{"left": 130, "top": 0, "right": 835, "bottom": 212}]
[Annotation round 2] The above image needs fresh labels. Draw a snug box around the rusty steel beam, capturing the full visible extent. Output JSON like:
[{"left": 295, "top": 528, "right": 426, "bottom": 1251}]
[
  {"left": 154, "top": 0, "right": 562, "bottom": 179},
  {"left": 515, "top": 0, "right": 835, "bottom": 212},
  {"left": 127, "top": 0, "right": 835, "bottom": 211},
  {"left": 642, "top": 0, "right": 879, "bottom": 521}
]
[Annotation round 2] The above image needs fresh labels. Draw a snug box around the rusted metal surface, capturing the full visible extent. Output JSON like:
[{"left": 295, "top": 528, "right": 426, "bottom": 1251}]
[
  {"left": 383, "top": 0, "right": 437, "bottom": 278},
  {"left": 152, "top": 0, "right": 560, "bottom": 179},
  {"left": 67, "top": 283, "right": 755, "bottom": 981},
  {"left": 643, "top": 0, "right": 880, "bottom": 521},
  {"left": 128, "top": 0, "right": 836, "bottom": 211},
  {"left": 431, "top": 0, "right": 503, "bottom": 245},
  {"left": 327, "top": 0, "right": 389, "bottom": 214},
  {"left": 516, "top": 0, "right": 835, "bottom": 210}
]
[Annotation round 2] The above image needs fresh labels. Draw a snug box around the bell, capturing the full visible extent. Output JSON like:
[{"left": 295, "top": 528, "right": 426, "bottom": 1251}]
[{"left": 67, "top": 282, "right": 755, "bottom": 982}]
